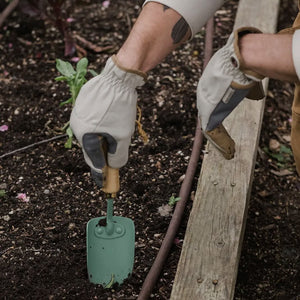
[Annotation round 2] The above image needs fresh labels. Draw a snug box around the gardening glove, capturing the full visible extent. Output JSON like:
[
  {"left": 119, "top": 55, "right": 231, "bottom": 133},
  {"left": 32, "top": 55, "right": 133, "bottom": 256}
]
[
  {"left": 70, "top": 55, "right": 146, "bottom": 187},
  {"left": 197, "top": 27, "right": 265, "bottom": 159}
]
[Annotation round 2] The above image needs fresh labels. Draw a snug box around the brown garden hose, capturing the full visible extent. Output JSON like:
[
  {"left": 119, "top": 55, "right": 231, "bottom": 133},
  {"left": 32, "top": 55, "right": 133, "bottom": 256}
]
[{"left": 137, "top": 17, "right": 214, "bottom": 299}]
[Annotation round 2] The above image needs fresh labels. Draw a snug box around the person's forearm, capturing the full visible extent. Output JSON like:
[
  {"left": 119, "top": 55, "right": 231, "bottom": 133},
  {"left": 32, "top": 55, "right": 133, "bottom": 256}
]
[
  {"left": 239, "top": 33, "right": 299, "bottom": 82},
  {"left": 117, "top": 2, "right": 191, "bottom": 73}
]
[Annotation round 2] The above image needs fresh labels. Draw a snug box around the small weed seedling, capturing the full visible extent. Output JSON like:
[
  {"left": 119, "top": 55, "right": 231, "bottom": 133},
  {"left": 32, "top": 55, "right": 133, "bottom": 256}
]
[
  {"left": 264, "top": 144, "right": 293, "bottom": 168},
  {"left": 158, "top": 195, "right": 181, "bottom": 217},
  {"left": 168, "top": 195, "right": 181, "bottom": 207},
  {"left": 55, "top": 58, "right": 98, "bottom": 148}
]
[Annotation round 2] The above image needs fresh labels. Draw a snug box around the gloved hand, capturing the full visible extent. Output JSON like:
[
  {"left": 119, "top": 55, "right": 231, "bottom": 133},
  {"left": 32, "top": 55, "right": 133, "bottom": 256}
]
[
  {"left": 197, "top": 27, "right": 265, "bottom": 159},
  {"left": 70, "top": 55, "right": 146, "bottom": 187}
]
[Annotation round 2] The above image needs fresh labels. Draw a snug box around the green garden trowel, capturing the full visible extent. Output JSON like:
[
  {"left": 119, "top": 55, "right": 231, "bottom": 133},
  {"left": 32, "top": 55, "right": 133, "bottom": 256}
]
[{"left": 86, "top": 138, "right": 135, "bottom": 287}]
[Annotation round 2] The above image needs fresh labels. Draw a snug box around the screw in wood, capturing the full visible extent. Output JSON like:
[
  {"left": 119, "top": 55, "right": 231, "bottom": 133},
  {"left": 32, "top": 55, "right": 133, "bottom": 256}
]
[{"left": 212, "top": 279, "right": 218, "bottom": 285}]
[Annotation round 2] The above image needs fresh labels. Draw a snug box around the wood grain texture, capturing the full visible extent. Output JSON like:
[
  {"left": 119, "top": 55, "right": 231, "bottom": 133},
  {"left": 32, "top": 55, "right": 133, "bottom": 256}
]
[{"left": 170, "top": 0, "right": 280, "bottom": 299}]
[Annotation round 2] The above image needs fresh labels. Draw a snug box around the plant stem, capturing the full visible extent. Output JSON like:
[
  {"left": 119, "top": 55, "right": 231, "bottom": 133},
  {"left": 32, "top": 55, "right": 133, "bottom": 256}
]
[
  {"left": 0, "top": 0, "right": 19, "bottom": 28},
  {"left": 0, "top": 134, "right": 67, "bottom": 159}
]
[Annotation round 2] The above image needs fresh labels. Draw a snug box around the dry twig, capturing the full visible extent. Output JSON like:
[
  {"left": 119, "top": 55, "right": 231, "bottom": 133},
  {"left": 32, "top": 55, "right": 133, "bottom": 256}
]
[
  {"left": 74, "top": 34, "right": 115, "bottom": 53},
  {"left": 0, "top": 0, "right": 19, "bottom": 28},
  {"left": 0, "top": 134, "right": 67, "bottom": 159}
]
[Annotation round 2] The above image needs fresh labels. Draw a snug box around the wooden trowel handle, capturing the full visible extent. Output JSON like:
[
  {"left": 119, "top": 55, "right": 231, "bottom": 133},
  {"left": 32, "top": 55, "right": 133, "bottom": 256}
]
[
  {"left": 102, "top": 165, "right": 119, "bottom": 195},
  {"left": 99, "top": 136, "right": 120, "bottom": 195}
]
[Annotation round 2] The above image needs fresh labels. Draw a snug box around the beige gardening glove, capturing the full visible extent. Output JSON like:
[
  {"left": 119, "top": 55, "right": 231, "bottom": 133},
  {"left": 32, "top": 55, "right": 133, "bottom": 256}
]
[
  {"left": 197, "top": 27, "right": 265, "bottom": 159},
  {"left": 70, "top": 55, "right": 146, "bottom": 187}
]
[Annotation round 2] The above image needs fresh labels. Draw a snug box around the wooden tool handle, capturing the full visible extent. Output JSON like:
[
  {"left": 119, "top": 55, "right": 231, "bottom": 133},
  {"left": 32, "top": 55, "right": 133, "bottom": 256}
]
[
  {"left": 102, "top": 165, "right": 120, "bottom": 195},
  {"left": 99, "top": 136, "right": 120, "bottom": 194}
]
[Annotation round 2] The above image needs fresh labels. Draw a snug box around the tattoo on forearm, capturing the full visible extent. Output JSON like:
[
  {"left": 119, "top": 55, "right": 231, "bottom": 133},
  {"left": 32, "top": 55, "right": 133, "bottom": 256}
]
[
  {"left": 162, "top": 4, "right": 189, "bottom": 43},
  {"left": 172, "top": 18, "right": 189, "bottom": 44}
]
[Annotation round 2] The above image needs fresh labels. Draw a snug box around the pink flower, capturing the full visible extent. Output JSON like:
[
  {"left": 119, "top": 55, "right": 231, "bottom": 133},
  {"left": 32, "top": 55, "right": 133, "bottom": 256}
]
[
  {"left": 174, "top": 237, "right": 182, "bottom": 245},
  {"left": 71, "top": 57, "right": 80, "bottom": 62},
  {"left": 102, "top": 0, "right": 110, "bottom": 8},
  {"left": 0, "top": 125, "right": 8, "bottom": 132},
  {"left": 66, "top": 18, "right": 75, "bottom": 23},
  {"left": 16, "top": 193, "right": 30, "bottom": 203}
]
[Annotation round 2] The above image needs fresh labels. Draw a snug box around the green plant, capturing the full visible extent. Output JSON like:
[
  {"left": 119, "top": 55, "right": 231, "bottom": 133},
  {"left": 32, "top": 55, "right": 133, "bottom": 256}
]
[
  {"left": 168, "top": 195, "right": 180, "bottom": 207},
  {"left": 55, "top": 57, "right": 97, "bottom": 148},
  {"left": 264, "top": 144, "right": 293, "bottom": 168},
  {"left": 0, "top": 190, "right": 6, "bottom": 197},
  {"left": 105, "top": 274, "right": 115, "bottom": 289}
]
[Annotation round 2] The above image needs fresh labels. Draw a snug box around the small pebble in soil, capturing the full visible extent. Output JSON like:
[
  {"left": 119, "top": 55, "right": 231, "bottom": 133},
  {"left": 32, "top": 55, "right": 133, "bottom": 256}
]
[
  {"left": 190, "top": 191, "right": 195, "bottom": 201},
  {"left": 3, "top": 215, "right": 10, "bottom": 221},
  {"left": 0, "top": 183, "right": 7, "bottom": 189},
  {"left": 68, "top": 223, "right": 76, "bottom": 230},
  {"left": 269, "top": 138, "right": 280, "bottom": 151},
  {"left": 177, "top": 174, "right": 185, "bottom": 183}
]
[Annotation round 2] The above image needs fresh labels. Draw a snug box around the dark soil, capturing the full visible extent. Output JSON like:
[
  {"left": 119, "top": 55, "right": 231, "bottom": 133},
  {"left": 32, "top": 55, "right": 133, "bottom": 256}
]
[{"left": 0, "top": 0, "right": 299, "bottom": 299}]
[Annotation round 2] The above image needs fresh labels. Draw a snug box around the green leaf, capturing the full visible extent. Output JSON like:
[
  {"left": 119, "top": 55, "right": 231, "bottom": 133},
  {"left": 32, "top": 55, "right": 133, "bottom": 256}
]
[
  {"left": 76, "top": 57, "right": 88, "bottom": 75},
  {"left": 280, "top": 145, "right": 292, "bottom": 155},
  {"left": 59, "top": 98, "right": 73, "bottom": 106},
  {"left": 105, "top": 274, "right": 115, "bottom": 289},
  {"left": 0, "top": 190, "right": 6, "bottom": 197},
  {"left": 66, "top": 126, "right": 73, "bottom": 138},
  {"left": 168, "top": 195, "right": 180, "bottom": 207},
  {"left": 61, "top": 121, "right": 70, "bottom": 131},
  {"left": 64, "top": 136, "right": 73, "bottom": 149},
  {"left": 71, "top": 77, "right": 87, "bottom": 103},
  {"left": 55, "top": 76, "right": 68, "bottom": 81},
  {"left": 272, "top": 153, "right": 285, "bottom": 162},
  {"left": 74, "top": 63, "right": 88, "bottom": 86},
  {"left": 276, "top": 162, "right": 286, "bottom": 168},
  {"left": 74, "top": 77, "right": 86, "bottom": 92},
  {"left": 263, "top": 146, "right": 291, "bottom": 164},
  {"left": 70, "top": 84, "right": 78, "bottom": 104},
  {"left": 89, "top": 69, "right": 98, "bottom": 77},
  {"left": 56, "top": 59, "right": 76, "bottom": 77},
  {"left": 64, "top": 127, "right": 73, "bottom": 148}
]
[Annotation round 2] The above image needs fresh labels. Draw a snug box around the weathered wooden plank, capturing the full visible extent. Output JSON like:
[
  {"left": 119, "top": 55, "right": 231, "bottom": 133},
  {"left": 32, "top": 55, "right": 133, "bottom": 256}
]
[{"left": 170, "top": 0, "right": 280, "bottom": 299}]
